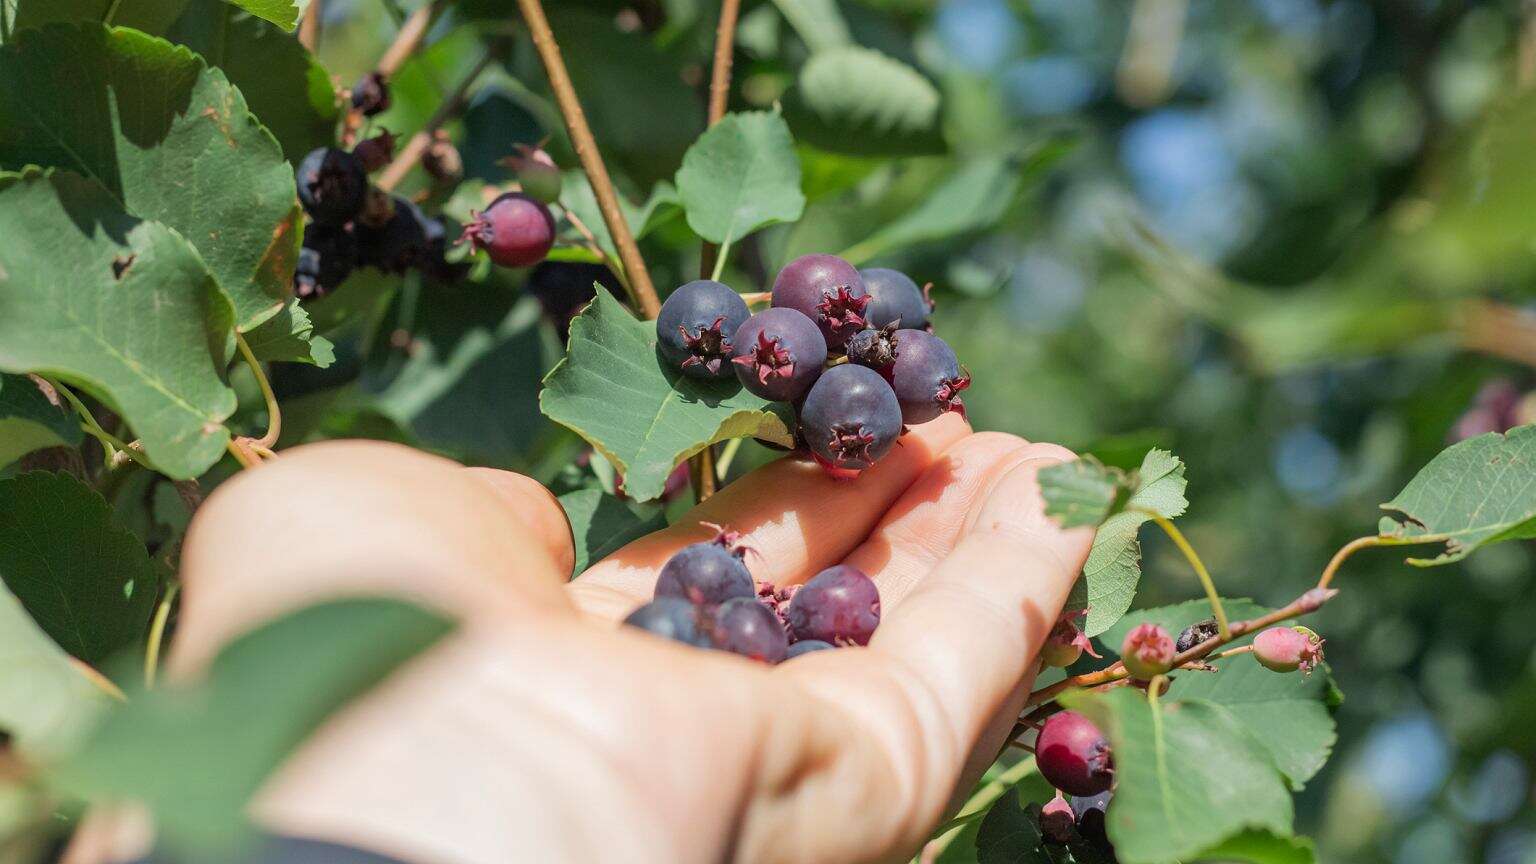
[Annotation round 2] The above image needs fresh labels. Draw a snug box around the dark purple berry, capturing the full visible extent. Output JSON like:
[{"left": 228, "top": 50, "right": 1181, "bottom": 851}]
[
  {"left": 1072, "top": 791, "right": 1113, "bottom": 853},
  {"left": 785, "top": 639, "right": 835, "bottom": 658},
  {"left": 771, "top": 254, "right": 870, "bottom": 348},
  {"left": 1175, "top": 618, "right": 1220, "bottom": 653},
  {"left": 294, "top": 247, "right": 321, "bottom": 299},
  {"left": 296, "top": 223, "right": 358, "bottom": 298},
  {"left": 1036, "top": 711, "right": 1114, "bottom": 797},
  {"left": 860, "top": 268, "right": 932, "bottom": 330},
  {"left": 799, "top": 364, "right": 902, "bottom": 473},
  {"left": 1039, "top": 796, "right": 1076, "bottom": 844},
  {"left": 730, "top": 308, "right": 828, "bottom": 401},
  {"left": 352, "top": 129, "right": 397, "bottom": 173},
  {"left": 785, "top": 564, "right": 881, "bottom": 646},
  {"left": 845, "top": 324, "right": 899, "bottom": 372},
  {"left": 623, "top": 598, "right": 710, "bottom": 647},
  {"left": 707, "top": 597, "right": 789, "bottom": 663},
  {"left": 888, "top": 329, "right": 970, "bottom": 424},
  {"left": 351, "top": 71, "right": 391, "bottom": 116},
  {"left": 528, "top": 262, "right": 625, "bottom": 340},
  {"left": 355, "top": 195, "right": 428, "bottom": 274},
  {"left": 296, "top": 147, "right": 367, "bottom": 226},
  {"left": 654, "top": 533, "right": 754, "bottom": 606},
  {"left": 656, "top": 280, "right": 750, "bottom": 380},
  {"left": 459, "top": 192, "right": 556, "bottom": 268}
]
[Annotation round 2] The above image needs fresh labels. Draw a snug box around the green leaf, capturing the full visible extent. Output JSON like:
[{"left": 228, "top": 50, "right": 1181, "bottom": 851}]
[
  {"left": 1378, "top": 424, "right": 1536, "bottom": 565},
  {"left": 0, "top": 472, "right": 159, "bottom": 664},
  {"left": 243, "top": 299, "right": 335, "bottom": 367},
  {"left": 166, "top": 0, "right": 340, "bottom": 161},
  {"left": 785, "top": 46, "right": 943, "bottom": 158},
  {"left": 840, "top": 157, "right": 1016, "bottom": 263},
  {"left": 49, "top": 598, "right": 453, "bottom": 857},
  {"left": 975, "top": 793, "right": 1055, "bottom": 864},
  {"left": 558, "top": 173, "right": 681, "bottom": 264},
  {"left": 0, "top": 23, "right": 302, "bottom": 332},
  {"left": 9, "top": 0, "right": 191, "bottom": 36},
  {"left": 1066, "top": 449, "right": 1189, "bottom": 636},
  {"left": 559, "top": 488, "right": 666, "bottom": 577},
  {"left": 1063, "top": 688, "right": 1294, "bottom": 864},
  {"left": 540, "top": 291, "right": 796, "bottom": 502},
  {"left": 1039, "top": 459, "right": 1125, "bottom": 529},
  {"left": 219, "top": 0, "right": 306, "bottom": 30},
  {"left": 0, "top": 170, "right": 237, "bottom": 479},
  {"left": 1194, "top": 829, "right": 1316, "bottom": 864},
  {"left": 0, "top": 373, "right": 80, "bottom": 469},
  {"left": 769, "top": 0, "right": 849, "bottom": 50},
  {"left": 676, "top": 111, "right": 806, "bottom": 246},
  {"left": 0, "top": 583, "right": 112, "bottom": 762},
  {"left": 1104, "top": 598, "right": 1337, "bottom": 791}
]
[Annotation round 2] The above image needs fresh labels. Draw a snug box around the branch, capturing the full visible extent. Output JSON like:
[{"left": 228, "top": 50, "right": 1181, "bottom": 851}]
[
  {"left": 298, "top": 0, "right": 322, "bottom": 53},
  {"left": 377, "top": 48, "right": 498, "bottom": 193},
  {"left": 517, "top": 0, "right": 662, "bottom": 319},
  {"left": 377, "top": 3, "right": 434, "bottom": 78},
  {"left": 697, "top": 0, "right": 741, "bottom": 284}
]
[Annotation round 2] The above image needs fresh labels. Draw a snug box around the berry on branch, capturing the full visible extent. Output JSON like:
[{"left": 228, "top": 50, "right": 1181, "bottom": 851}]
[
  {"left": 459, "top": 192, "right": 556, "bottom": 268},
  {"left": 657, "top": 280, "right": 751, "bottom": 380},
  {"left": 1039, "top": 794, "right": 1077, "bottom": 844},
  {"left": 1253, "top": 626, "right": 1324, "bottom": 674},
  {"left": 860, "top": 267, "right": 932, "bottom": 331},
  {"left": 1041, "top": 609, "right": 1100, "bottom": 669},
  {"left": 799, "top": 365, "right": 903, "bottom": 475},
  {"left": 1036, "top": 710, "right": 1115, "bottom": 797},
  {"left": 1120, "top": 623, "right": 1176, "bottom": 681},
  {"left": 771, "top": 253, "right": 870, "bottom": 349},
  {"left": 730, "top": 308, "right": 828, "bottom": 401},
  {"left": 296, "top": 147, "right": 367, "bottom": 226},
  {"left": 889, "top": 329, "right": 969, "bottom": 425}
]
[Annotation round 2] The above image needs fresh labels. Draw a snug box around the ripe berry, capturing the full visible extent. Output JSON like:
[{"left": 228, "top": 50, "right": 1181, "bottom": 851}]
[
  {"left": 355, "top": 195, "right": 429, "bottom": 274},
  {"left": 1253, "top": 626, "right": 1324, "bottom": 674},
  {"left": 799, "top": 365, "right": 903, "bottom": 474},
  {"left": 501, "top": 144, "right": 563, "bottom": 204},
  {"left": 294, "top": 247, "right": 321, "bottom": 299},
  {"left": 1041, "top": 609, "right": 1099, "bottom": 669},
  {"left": 731, "top": 308, "right": 828, "bottom": 401},
  {"left": 1175, "top": 618, "right": 1220, "bottom": 653},
  {"left": 860, "top": 267, "right": 932, "bottom": 330},
  {"left": 785, "top": 564, "right": 880, "bottom": 646},
  {"left": 352, "top": 129, "right": 397, "bottom": 173},
  {"left": 623, "top": 598, "right": 711, "bottom": 647},
  {"left": 1072, "top": 791, "right": 1113, "bottom": 851},
  {"left": 296, "top": 147, "right": 367, "bottom": 226},
  {"left": 656, "top": 280, "right": 750, "bottom": 380},
  {"left": 351, "top": 71, "right": 391, "bottom": 116},
  {"left": 707, "top": 597, "right": 789, "bottom": 663},
  {"left": 771, "top": 254, "right": 870, "bottom": 348},
  {"left": 845, "top": 324, "right": 899, "bottom": 372},
  {"left": 785, "top": 639, "right": 834, "bottom": 658},
  {"left": 1119, "top": 623, "right": 1175, "bottom": 681},
  {"left": 654, "top": 529, "right": 754, "bottom": 606},
  {"left": 296, "top": 223, "right": 358, "bottom": 298},
  {"left": 1039, "top": 795, "right": 1076, "bottom": 844},
  {"left": 1036, "top": 711, "right": 1114, "bottom": 796},
  {"left": 460, "top": 192, "right": 556, "bottom": 268},
  {"left": 889, "top": 329, "right": 969, "bottom": 424}
]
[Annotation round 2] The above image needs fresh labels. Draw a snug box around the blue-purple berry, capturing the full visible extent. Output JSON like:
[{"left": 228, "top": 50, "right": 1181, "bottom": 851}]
[
  {"left": 657, "top": 280, "right": 750, "bottom": 380},
  {"left": 296, "top": 147, "right": 367, "bottom": 226},
  {"left": 731, "top": 308, "right": 828, "bottom": 401},
  {"left": 785, "top": 565, "right": 881, "bottom": 646},
  {"left": 785, "top": 639, "right": 835, "bottom": 658},
  {"left": 356, "top": 195, "right": 429, "bottom": 274},
  {"left": 860, "top": 268, "right": 931, "bottom": 330},
  {"left": 707, "top": 597, "right": 789, "bottom": 663},
  {"left": 799, "top": 364, "right": 902, "bottom": 473},
  {"left": 888, "top": 329, "right": 969, "bottom": 424},
  {"left": 623, "top": 598, "right": 710, "bottom": 647},
  {"left": 654, "top": 537, "right": 754, "bottom": 606},
  {"left": 771, "top": 254, "right": 870, "bottom": 349}
]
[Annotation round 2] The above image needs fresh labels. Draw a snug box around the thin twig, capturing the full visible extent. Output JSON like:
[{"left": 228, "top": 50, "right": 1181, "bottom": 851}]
[
  {"left": 235, "top": 332, "right": 281, "bottom": 448},
  {"left": 1461, "top": 299, "right": 1536, "bottom": 369},
  {"left": 1147, "top": 513, "right": 1228, "bottom": 637},
  {"left": 51, "top": 379, "right": 155, "bottom": 471},
  {"left": 697, "top": 0, "right": 742, "bottom": 281},
  {"left": 377, "top": 3, "right": 434, "bottom": 78},
  {"left": 227, "top": 439, "right": 260, "bottom": 470},
  {"left": 377, "top": 48, "right": 497, "bottom": 192},
  {"left": 561, "top": 206, "right": 631, "bottom": 293},
  {"left": 517, "top": 0, "right": 661, "bottom": 319},
  {"left": 143, "top": 583, "right": 179, "bottom": 689},
  {"left": 298, "top": 0, "right": 322, "bottom": 52}
]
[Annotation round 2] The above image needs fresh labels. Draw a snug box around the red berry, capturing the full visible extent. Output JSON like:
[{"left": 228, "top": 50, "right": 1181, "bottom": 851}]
[
  {"left": 785, "top": 564, "right": 881, "bottom": 646},
  {"left": 460, "top": 192, "right": 556, "bottom": 268},
  {"left": 1036, "top": 711, "right": 1114, "bottom": 796},
  {"left": 1120, "top": 623, "right": 1175, "bottom": 680}
]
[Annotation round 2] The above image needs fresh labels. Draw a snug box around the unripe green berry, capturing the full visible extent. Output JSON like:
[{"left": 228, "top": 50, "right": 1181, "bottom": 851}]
[
  {"left": 502, "top": 144, "right": 562, "bottom": 204},
  {"left": 1120, "top": 623, "right": 1175, "bottom": 680}
]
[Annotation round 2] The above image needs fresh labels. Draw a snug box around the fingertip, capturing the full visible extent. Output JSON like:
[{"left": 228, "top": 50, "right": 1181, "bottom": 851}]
[{"left": 465, "top": 468, "right": 576, "bottom": 578}]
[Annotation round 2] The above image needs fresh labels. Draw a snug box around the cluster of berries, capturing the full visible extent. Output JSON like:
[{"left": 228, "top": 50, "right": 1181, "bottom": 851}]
[
  {"left": 622, "top": 524, "right": 881, "bottom": 663},
  {"left": 655, "top": 254, "right": 970, "bottom": 477},
  {"left": 1042, "top": 613, "right": 1325, "bottom": 679}
]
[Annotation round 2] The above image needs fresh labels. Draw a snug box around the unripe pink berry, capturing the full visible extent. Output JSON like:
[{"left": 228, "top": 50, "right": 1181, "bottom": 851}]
[
  {"left": 459, "top": 192, "right": 556, "bottom": 268},
  {"left": 1039, "top": 795, "right": 1076, "bottom": 844},
  {"left": 1041, "top": 609, "right": 1100, "bottom": 669},
  {"left": 1120, "top": 623, "right": 1175, "bottom": 680},
  {"left": 1253, "top": 626, "right": 1324, "bottom": 674},
  {"left": 1036, "top": 711, "right": 1114, "bottom": 797}
]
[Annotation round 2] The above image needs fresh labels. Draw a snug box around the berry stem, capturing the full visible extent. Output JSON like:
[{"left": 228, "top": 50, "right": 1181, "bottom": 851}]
[
  {"left": 715, "top": 436, "right": 744, "bottom": 481},
  {"left": 226, "top": 439, "right": 260, "bottom": 470},
  {"left": 517, "top": 0, "right": 662, "bottom": 319},
  {"left": 102, "top": 0, "right": 123, "bottom": 25},
  {"left": 298, "top": 0, "right": 322, "bottom": 52},
  {"left": 377, "top": 47, "right": 498, "bottom": 193},
  {"left": 376, "top": 2, "right": 436, "bottom": 78},
  {"left": 143, "top": 581, "right": 179, "bottom": 689},
  {"left": 235, "top": 331, "right": 281, "bottom": 449},
  {"left": 1145, "top": 512, "right": 1229, "bottom": 638},
  {"left": 51, "top": 378, "right": 155, "bottom": 471},
  {"left": 560, "top": 205, "right": 632, "bottom": 294},
  {"left": 1315, "top": 534, "right": 1435, "bottom": 589}
]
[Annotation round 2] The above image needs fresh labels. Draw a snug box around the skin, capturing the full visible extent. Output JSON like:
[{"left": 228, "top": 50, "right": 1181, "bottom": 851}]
[{"left": 104, "top": 415, "right": 1092, "bottom": 864}]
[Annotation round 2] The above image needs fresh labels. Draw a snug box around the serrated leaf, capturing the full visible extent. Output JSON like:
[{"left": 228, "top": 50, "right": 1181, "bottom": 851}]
[
  {"left": 558, "top": 173, "right": 681, "bottom": 264},
  {"left": 1063, "top": 688, "right": 1293, "bottom": 864},
  {"left": 243, "top": 299, "right": 335, "bottom": 368},
  {"left": 166, "top": 0, "right": 339, "bottom": 160},
  {"left": 0, "top": 23, "right": 302, "bottom": 332},
  {"left": 9, "top": 0, "right": 191, "bottom": 36},
  {"left": 0, "top": 373, "right": 81, "bottom": 469},
  {"left": 785, "top": 46, "right": 943, "bottom": 157},
  {"left": 1039, "top": 459, "right": 1124, "bottom": 528},
  {"left": 558, "top": 488, "right": 666, "bottom": 577},
  {"left": 769, "top": 0, "right": 849, "bottom": 50},
  {"left": 0, "top": 472, "right": 159, "bottom": 664},
  {"left": 1378, "top": 425, "right": 1536, "bottom": 565},
  {"left": 540, "top": 291, "right": 795, "bottom": 502},
  {"left": 0, "top": 583, "right": 112, "bottom": 762},
  {"left": 1194, "top": 829, "right": 1316, "bottom": 864},
  {"left": 1066, "top": 449, "right": 1189, "bottom": 635},
  {"left": 49, "top": 598, "right": 452, "bottom": 857},
  {"left": 0, "top": 170, "right": 237, "bottom": 479},
  {"left": 221, "top": 0, "right": 306, "bottom": 30},
  {"left": 975, "top": 793, "right": 1056, "bottom": 864},
  {"left": 676, "top": 111, "right": 805, "bottom": 246}
]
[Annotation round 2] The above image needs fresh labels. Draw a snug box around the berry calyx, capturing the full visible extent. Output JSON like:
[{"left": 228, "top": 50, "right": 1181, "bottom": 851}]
[
  {"left": 656, "top": 280, "right": 750, "bottom": 380},
  {"left": 623, "top": 598, "right": 711, "bottom": 647},
  {"left": 1120, "top": 623, "right": 1176, "bottom": 680},
  {"left": 1253, "top": 626, "right": 1324, "bottom": 674},
  {"left": 351, "top": 72, "right": 391, "bottom": 116},
  {"left": 1039, "top": 794, "right": 1076, "bottom": 844},
  {"left": 785, "top": 564, "right": 881, "bottom": 646},
  {"left": 707, "top": 597, "right": 789, "bottom": 663},
  {"left": 860, "top": 267, "right": 932, "bottom": 330},
  {"left": 352, "top": 129, "right": 397, "bottom": 173},
  {"left": 500, "top": 143, "right": 563, "bottom": 204},
  {"left": 700, "top": 521, "right": 753, "bottom": 558},
  {"left": 1036, "top": 711, "right": 1115, "bottom": 797},
  {"left": 296, "top": 147, "right": 367, "bottom": 226},
  {"left": 888, "top": 329, "right": 970, "bottom": 424},
  {"left": 459, "top": 192, "right": 556, "bottom": 268},
  {"left": 815, "top": 284, "right": 872, "bottom": 339},
  {"left": 1041, "top": 609, "right": 1100, "bottom": 668},
  {"left": 730, "top": 308, "right": 828, "bottom": 401},
  {"left": 1175, "top": 618, "right": 1220, "bottom": 653},
  {"left": 770, "top": 253, "right": 870, "bottom": 348},
  {"left": 799, "top": 364, "right": 903, "bottom": 474}
]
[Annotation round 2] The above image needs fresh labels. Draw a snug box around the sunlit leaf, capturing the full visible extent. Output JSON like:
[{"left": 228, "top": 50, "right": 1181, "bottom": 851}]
[{"left": 676, "top": 111, "right": 805, "bottom": 246}]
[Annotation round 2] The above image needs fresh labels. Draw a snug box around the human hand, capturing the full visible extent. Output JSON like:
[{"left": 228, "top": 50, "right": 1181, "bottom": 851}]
[{"left": 164, "top": 414, "right": 1092, "bottom": 864}]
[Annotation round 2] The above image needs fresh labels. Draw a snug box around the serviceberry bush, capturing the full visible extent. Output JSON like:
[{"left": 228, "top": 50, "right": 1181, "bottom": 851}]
[{"left": 0, "top": 2, "right": 1532, "bottom": 864}]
